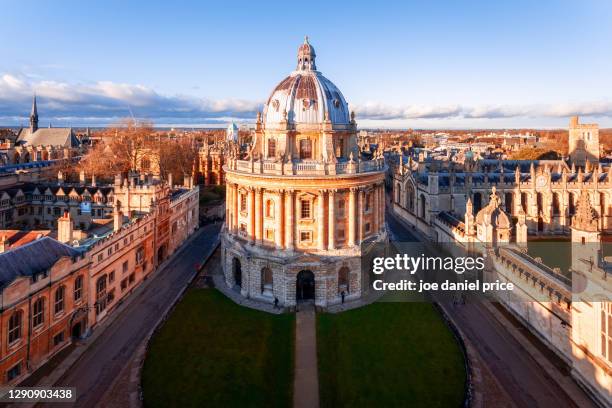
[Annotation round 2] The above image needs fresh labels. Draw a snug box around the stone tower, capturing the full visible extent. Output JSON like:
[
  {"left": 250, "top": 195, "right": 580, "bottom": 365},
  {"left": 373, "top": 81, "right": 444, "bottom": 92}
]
[
  {"left": 570, "top": 191, "right": 600, "bottom": 274},
  {"left": 568, "top": 116, "right": 599, "bottom": 167}
]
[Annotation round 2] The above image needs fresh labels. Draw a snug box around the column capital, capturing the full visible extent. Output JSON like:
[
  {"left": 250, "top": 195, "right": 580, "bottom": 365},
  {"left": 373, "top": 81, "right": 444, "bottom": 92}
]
[{"left": 328, "top": 189, "right": 337, "bottom": 195}]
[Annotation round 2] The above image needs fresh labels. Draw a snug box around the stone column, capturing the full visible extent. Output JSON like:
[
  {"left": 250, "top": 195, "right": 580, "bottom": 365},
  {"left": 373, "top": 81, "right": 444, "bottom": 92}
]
[
  {"left": 348, "top": 187, "right": 357, "bottom": 247},
  {"left": 358, "top": 188, "right": 365, "bottom": 242},
  {"left": 232, "top": 184, "right": 238, "bottom": 233},
  {"left": 380, "top": 184, "right": 385, "bottom": 229},
  {"left": 255, "top": 188, "right": 263, "bottom": 242},
  {"left": 318, "top": 190, "right": 326, "bottom": 250},
  {"left": 328, "top": 190, "right": 336, "bottom": 250},
  {"left": 226, "top": 183, "right": 232, "bottom": 230},
  {"left": 275, "top": 190, "right": 284, "bottom": 248},
  {"left": 247, "top": 188, "right": 255, "bottom": 242},
  {"left": 285, "top": 190, "right": 295, "bottom": 250}
]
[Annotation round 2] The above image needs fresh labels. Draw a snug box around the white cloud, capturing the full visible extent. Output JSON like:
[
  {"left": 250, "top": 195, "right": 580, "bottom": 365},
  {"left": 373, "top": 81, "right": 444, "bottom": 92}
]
[{"left": 2, "top": 72, "right": 612, "bottom": 126}]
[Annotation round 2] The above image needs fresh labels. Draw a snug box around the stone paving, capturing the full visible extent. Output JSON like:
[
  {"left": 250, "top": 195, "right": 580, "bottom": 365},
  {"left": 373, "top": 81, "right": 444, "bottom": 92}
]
[{"left": 293, "top": 303, "right": 320, "bottom": 408}]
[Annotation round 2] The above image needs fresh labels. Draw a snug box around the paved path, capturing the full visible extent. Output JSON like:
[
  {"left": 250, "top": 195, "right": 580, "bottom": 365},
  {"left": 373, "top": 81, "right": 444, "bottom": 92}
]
[
  {"left": 386, "top": 208, "right": 596, "bottom": 408},
  {"left": 293, "top": 303, "right": 319, "bottom": 408},
  {"left": 32, "top": 222, "right": 222, "bottom": 408}
]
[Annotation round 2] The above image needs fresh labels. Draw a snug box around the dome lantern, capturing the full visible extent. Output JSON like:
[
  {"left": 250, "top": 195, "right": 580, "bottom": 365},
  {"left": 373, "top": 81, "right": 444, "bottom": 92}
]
[{"left": 297, "top": 36, "right": 316, "bottom": 71}]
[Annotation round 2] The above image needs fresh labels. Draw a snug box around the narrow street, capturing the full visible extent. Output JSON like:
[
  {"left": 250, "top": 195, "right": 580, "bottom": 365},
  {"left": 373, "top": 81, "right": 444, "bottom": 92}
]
[
  {"left": 33, "top": 222, "right": 222, "bottom": 408},
  {"left": 386, "top": 210, "right": 595, "bottom": 408}
]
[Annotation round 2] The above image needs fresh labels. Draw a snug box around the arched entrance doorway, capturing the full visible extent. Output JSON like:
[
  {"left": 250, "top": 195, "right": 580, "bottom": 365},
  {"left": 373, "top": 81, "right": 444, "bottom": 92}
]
[
  {"left": 296, "top": 270, "right": 315, "bottom": 301},
  {"left": 157, "top": 244, "right": 167, "bottom": 264},
  {"left": 233, "top": 257, "right": 242, "bottom": 287}
]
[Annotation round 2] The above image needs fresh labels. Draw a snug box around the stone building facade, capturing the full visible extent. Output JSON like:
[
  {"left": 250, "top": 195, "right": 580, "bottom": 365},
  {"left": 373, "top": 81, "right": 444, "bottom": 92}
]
[
  {"left": 0, "top": 171, "right": 199, "bottom": 385},
  {"left": 222, "top": 39, "right": 387, "bottom": 307}
]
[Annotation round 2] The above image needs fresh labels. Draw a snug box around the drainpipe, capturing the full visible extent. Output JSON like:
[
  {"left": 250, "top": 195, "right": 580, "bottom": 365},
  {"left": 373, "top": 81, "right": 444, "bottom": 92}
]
[{"left": 26, "top": 294, "right": 32, "bottom": 371}]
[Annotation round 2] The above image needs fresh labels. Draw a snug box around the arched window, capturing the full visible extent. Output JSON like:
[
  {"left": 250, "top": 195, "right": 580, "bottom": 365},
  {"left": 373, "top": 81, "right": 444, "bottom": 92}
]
[
  {"left": 265, "top": 200, "right": 275, "bottom": 218},
  {"left": 338, "top": 267, "right": 349, "bottom": 293},
  {"left": 8, "top": 311, "right": 22, "bottom": 344},
  {"left": 569, "top": 192, "right": 576, "bottom": 216},
  {"left": 74, "top": 275, "right": 83, "bottom": 302},
  {"left": 32, "top": 298, "right": 45, "bottom": 328},
  {"left": 54, "top": 286, "right": 65, "bottom": 315},
  {"left": 96, "top": 276, "right": 107, "bottom": 315}
]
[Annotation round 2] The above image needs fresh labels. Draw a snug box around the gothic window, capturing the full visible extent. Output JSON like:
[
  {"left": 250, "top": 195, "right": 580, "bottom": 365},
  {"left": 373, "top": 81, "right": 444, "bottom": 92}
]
[
  {"left": 300, "top": 200, "right": 311, "bottom": 219},
  {"left": 601, "top": 303, "right": 612, "bottom": 364},
  {"left": 141, "top": 158, "right": 151, "bottom": 171},
  {"left": 569, "top": 193, "right": 576, "bottom": 216},
  {"left": 54, "top": 286, "right": 65, "bottom": 315},
  {"left": 553, "top": 193, "right": 560, "bottom": 216},
  {"left": 299, "top": 139, "right": 312, "bottom": 159},
  {"left": 268, "top": 139, "right": 276, "bottom": 158},
  {"left": 505, "top": 193, "right": 513, "bottom": 214},
  {"left": 265, "top": 200, "right": 274, "bottom": 218},
  {"left": 8, "top": 311, "right": 22, "bottom": 345},
  {"left": 521, "top": 192, "right": 528, "bottom": 212},
  {"left": 32, "top": 298, "right": 44, "bottom": 328},
  {"left": 536, "top": 193, "right": 543, "bottom": 214},
  {"left": 74, "top": 275, "right": 83, "bottom": 302}
]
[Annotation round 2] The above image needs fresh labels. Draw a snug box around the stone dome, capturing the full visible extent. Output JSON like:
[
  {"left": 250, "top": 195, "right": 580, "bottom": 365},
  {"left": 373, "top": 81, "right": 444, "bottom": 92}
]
[{"left": 263, "top": 37, "right": 351, "bottom": 129}]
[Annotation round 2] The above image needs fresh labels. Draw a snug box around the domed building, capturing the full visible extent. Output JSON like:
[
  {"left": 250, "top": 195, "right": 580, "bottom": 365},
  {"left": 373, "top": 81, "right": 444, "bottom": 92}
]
[{"left": 222, "top": 38, "right": 387, "bottom": 307}]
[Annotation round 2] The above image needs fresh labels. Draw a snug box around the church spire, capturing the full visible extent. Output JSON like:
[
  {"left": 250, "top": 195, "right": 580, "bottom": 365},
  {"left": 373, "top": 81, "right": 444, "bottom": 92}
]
[{"left": 30, "top": 94, "right": 38, "bottom": 132}]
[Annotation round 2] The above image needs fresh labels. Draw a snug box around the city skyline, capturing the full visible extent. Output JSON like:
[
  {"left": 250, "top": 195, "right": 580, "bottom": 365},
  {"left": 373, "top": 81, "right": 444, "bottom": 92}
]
[{"left": 1, "top": 0, "right": 612, "bottom": 128}]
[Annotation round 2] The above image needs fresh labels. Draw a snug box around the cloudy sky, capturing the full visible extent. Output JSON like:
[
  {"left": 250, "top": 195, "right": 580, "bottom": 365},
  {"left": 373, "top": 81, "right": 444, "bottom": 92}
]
[{"left": 2, "top": 0, "right": 612, "bottom": 128}]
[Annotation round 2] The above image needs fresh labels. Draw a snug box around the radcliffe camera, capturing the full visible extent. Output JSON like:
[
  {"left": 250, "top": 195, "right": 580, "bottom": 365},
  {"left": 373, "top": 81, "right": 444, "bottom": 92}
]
[{"left": 0, "top": 1, "right": 611, "bottom": 407}]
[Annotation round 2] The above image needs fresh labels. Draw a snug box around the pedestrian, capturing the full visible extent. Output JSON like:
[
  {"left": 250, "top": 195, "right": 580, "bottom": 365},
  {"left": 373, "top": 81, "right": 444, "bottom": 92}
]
[
  {"left": 274, "top": 297, "right": 279, "bottom": 309},
  {"left": 341, "top": 291, "right": 346, "bottom": 304}
]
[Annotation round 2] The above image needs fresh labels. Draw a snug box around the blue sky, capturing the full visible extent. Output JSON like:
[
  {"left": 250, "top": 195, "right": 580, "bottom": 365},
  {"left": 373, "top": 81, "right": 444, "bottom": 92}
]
[{"left": 1, "top": 0, "right": 612, "bottom": 128}]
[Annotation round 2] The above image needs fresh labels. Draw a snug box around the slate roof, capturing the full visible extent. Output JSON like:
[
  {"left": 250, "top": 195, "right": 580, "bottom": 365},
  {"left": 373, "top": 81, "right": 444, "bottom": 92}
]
[
  {"left": 0, "top": 237, "right": 80, "bottom": 288},
  {"left": 17, "top": 128, "right": 79, "bottom": 147}
]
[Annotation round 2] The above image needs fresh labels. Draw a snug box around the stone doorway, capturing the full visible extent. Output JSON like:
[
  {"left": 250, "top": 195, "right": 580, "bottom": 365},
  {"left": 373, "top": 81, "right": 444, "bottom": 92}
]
[
  {"left": 233, "top": 257, "right": 242, "bottom": 288},
  {"left": 296, "top": 270, "right": 315, "bottom": 301}
]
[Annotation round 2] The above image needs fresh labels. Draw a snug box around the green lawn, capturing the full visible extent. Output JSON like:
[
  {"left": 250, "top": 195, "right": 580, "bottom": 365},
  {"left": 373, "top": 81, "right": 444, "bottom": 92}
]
[
  {"left": 317, "top": 303, "right": 466, "bottom": 408},
  {"left": 142, "top": 289, "right": 294, "bottom": 408}
]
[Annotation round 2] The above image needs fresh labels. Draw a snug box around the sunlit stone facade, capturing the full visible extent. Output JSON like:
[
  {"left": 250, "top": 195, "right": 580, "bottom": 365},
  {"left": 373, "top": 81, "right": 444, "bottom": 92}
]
[{"left": 222, "top": 38, "right": 387, "bottom": 307}]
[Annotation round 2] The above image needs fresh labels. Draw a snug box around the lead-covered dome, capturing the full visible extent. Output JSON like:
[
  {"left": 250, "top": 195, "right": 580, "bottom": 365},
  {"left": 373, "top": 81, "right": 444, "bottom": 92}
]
[{"left": 263, "top": 37, "right": 350, "bottom": 129}]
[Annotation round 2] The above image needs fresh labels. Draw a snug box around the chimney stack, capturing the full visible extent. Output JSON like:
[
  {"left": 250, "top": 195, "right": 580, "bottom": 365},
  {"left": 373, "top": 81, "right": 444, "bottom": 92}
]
[
  {"left": 0, "top": 235, "right": 9, "bottom": 253},
  {"left": 113, "top": 203, "right": 124, "bottom": 232},
  {"left": 57, "top": 211, "right": 73, "bottom": 244}
]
